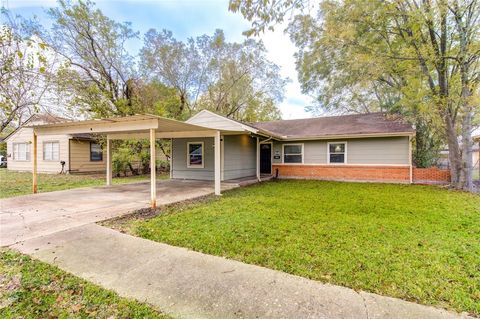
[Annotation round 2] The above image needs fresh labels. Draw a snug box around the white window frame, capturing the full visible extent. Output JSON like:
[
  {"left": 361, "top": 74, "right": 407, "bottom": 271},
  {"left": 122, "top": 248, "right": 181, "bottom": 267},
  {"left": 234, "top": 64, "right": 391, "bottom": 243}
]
[
  {"left": 327, "top": 141, "right": 347, "bottom": 164},
  {"left": 13, "top": 142, "right": 30, "bottom": 161},
  {"left": 187, "top": 141, "right": 205, "bottom": 168},
  {"left": 43, "top": 141, "right": 60, "bottom": 161},
  {"left": 282, "top": 143, "right": 304, "bottom": 164}
]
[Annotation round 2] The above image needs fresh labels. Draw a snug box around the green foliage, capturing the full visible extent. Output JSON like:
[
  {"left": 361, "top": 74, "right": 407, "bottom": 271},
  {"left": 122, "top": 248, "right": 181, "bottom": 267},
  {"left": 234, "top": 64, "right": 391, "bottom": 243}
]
[
  {"left": 127, "top": 180, "right": 480, "bottom": 315},
  {"left": 0, "top": 10, "right": 50, "bottom": 133},
  {"left": 141, "top": 29, "right": 285, "bottom": 121},
  {"left": 112, "top": 146, "right": 134, "bottom": 177},
  {"left": 46, "top": 0, "right": 138, "bottom": 117},
  {"left": 0, "top": 248, "right": 171, "bottom": 318},
  {"left": 231, "top": 0, "right": 480, "bottom": 188},
  {"left": 0, "top": 141, "right": 6, "bottom": 156}
]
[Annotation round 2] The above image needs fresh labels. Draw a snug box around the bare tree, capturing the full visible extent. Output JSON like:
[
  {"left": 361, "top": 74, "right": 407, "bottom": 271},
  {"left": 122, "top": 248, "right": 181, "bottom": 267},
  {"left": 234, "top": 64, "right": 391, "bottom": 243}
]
[{"left": 0, "top": 10, "right": 53, "bottom": 133}]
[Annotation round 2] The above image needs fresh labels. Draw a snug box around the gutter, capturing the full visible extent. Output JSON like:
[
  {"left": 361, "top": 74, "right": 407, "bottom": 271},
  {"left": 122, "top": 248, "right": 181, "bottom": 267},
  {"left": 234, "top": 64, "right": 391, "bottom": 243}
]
[{"left": 276, "top": 131, "right": 416, "bottom": 141}]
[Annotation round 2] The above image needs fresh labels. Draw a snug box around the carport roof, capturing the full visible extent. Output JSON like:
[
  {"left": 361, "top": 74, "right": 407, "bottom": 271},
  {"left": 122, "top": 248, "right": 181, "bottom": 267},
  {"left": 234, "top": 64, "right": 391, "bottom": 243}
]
[{"left": 32, "top": 114, "right": 238, "bottom": 136}]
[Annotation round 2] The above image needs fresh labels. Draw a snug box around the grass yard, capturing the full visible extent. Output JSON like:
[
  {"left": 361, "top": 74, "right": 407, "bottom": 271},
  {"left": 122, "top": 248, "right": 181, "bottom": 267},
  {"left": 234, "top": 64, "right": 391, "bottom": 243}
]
[
  {"left": 0, "top": 249, "right": 170, "bottom": 318},
  {"left": 0, "top": 169, "right": 169, "bottom": 198},
  {"left": 118, "top": 180, "right": 480, "bottom": 316}
]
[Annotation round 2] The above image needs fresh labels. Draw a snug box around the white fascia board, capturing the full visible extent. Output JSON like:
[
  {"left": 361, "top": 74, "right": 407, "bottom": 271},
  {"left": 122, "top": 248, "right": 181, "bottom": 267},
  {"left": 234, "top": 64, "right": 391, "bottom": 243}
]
[{"left": 279, "top": 132, "right": 415, "bottom": 141}]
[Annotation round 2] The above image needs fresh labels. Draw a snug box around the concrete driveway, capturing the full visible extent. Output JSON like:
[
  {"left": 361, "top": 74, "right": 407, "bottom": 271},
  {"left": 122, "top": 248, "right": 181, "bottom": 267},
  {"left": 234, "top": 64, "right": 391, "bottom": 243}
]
[{"left": 0, "top": 179, "right": 237, "bottom": 246}]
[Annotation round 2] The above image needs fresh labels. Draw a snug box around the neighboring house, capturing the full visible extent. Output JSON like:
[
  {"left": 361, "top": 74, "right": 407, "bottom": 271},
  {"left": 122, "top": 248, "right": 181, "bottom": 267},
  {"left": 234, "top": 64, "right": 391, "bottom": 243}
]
[
  {"left": 4, "top": 114, "right": 106, "bottom": 174},
  {"left": 438, "top": 135, "right": 480, "bottom": 174},
  {"left": 181, "top": 111, "right": 415, "bottom": 183}
]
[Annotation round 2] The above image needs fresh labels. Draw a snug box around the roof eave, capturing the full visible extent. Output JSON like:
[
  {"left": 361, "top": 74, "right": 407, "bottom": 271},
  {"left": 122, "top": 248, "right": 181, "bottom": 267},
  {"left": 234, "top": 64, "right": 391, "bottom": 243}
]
[{"left": 278, "top": 131, "right": 416, "bottom": 141}]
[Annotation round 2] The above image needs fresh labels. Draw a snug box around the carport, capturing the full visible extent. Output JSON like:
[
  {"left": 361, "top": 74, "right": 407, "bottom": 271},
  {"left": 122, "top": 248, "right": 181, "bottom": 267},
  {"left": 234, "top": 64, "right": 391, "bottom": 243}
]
[{"left": 32, "top": 114, "right": 233, "bottom": 208}]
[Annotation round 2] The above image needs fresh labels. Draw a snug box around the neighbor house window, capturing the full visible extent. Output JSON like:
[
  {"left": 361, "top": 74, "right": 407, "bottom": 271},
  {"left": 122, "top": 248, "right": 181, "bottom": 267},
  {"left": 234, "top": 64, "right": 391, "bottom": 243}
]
[
  {"left": 13, "top": 143, "right": 30, "bottom": 161},
  {"left": 90, "top": 142, "right": 103, "bottom": 161},
  {"left": 283, "top": 144, "right": 303, "bottom": 163},
  {"left": 328, "top": 142, "right": 347, "bottom": 164},
  {"left": 43, "top": 141, "right": 60, "bottom": 161},
  {"left": 187, "top": 142, "right": 204, "bottom": 168}
]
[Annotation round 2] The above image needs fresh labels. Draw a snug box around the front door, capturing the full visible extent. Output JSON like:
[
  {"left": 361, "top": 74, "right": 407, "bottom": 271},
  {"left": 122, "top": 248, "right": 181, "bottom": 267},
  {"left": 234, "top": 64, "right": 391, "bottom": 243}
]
[{"left": 260, "top": 143, "right": 272, "bottom": 174}]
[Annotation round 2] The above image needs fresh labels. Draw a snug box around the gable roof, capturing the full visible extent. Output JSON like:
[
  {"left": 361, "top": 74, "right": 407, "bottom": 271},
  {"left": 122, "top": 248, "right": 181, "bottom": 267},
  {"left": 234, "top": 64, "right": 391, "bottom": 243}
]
[
  {"left": 186, "top": 110, "right": 259, "bottom": 133},
  {"left": 3, "top": 113, "right": 70, "bottom": 142},
  {"left": 250, "top": 113, "right": 415, "bottom": 140},
  {"left": 27, "top": 113, "right": 69, "bottom": 125}
]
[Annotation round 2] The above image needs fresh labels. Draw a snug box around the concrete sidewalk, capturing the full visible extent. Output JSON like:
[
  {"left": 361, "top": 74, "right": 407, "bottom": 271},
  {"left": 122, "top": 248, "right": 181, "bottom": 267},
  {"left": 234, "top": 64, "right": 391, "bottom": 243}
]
[{"left": 12, "top": 224, "right": 473, "bottom": 319}]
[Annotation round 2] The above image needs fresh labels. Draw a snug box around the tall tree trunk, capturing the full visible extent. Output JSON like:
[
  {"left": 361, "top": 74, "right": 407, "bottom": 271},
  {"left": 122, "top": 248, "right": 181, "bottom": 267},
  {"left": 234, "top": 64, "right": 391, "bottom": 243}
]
[
  {"left": 454, "top": 2, "right": 474, "bottom": 191},
  {"left": 445, "top": 114, "right": 462, "bottom": 187},
  {"left": 460, "top": 104, "right": 474, "bottom": 191}
]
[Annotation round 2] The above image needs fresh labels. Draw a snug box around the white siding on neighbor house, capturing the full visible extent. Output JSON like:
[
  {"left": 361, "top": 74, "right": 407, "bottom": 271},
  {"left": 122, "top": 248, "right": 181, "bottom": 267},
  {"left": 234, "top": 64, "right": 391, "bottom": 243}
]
[
  {"left": 6, "top": 127, "right": 70, "bottom": 173},
  {"left": 69, "top": 140, "right": 106, "bottom": 173},
  {"left": 186, "top": 110, "right": 245, "bottom": 131},
  {"left": 272, "top": 137, "right": 410, "bottom": 165},
  {"left": 171, "top": 134, "right": 257, "bottom": 181}
]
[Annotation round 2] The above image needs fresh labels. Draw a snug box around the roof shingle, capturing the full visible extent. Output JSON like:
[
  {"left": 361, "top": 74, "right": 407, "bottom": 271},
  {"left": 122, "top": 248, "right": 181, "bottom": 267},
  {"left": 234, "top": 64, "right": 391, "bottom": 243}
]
[{"left": 251, "top": 113, "right": 414, "bottom": 139}]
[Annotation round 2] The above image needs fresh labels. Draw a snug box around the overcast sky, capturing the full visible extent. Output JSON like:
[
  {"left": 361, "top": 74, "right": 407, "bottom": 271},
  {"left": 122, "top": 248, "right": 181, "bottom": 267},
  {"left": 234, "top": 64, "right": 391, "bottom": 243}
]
[{"left": 4, "top": 0, "right": 313, "bottom": 119}]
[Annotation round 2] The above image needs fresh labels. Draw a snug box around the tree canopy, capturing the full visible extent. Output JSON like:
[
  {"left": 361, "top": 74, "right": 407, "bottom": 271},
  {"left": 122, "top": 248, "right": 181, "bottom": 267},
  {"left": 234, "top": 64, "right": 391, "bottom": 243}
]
[
  {"left": 0, "top": 9, "right": 53, "bottom": 132},
  {"left": 230, "top": 0, "right": 480, "bottom": 190},
  {"left": 141, "top": 29, "right": 285, "bottom": 121}
]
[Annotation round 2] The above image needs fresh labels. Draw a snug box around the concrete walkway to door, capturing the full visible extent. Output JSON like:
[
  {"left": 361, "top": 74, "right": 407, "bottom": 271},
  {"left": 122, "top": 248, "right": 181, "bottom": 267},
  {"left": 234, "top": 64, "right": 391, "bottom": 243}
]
[
  {"left": 12, "top": 223, "right": 473, "bottom": 319},
  {"left": 0, "top": 179, "right": 238, "bottom": 247}
]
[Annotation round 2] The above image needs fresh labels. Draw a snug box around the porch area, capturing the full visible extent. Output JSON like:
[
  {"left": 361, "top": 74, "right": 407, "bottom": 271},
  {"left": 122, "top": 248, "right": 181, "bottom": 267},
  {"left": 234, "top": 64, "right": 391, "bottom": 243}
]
[{"left": 30, "top": 114, "right": 270, "bottom": 209}]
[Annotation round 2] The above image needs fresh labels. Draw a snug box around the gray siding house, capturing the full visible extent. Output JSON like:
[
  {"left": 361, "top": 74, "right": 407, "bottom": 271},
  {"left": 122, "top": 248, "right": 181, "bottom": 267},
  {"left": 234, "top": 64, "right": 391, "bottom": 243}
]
[
  {"left": 27, "top": 110, "right": 418, "bottom": 208},
  {"left": 169, "top": 110, "right": 415, "bottom": 183}
]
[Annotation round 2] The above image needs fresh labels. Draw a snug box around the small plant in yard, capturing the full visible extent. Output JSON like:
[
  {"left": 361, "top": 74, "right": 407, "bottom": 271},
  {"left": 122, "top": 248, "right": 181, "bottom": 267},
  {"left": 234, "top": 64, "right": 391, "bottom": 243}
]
[
  {"left": 115, "top": 180, "right": 480, "bottom": 316},
  {"left": 0, "top": 249, "right": 171, "bottom": 318}
]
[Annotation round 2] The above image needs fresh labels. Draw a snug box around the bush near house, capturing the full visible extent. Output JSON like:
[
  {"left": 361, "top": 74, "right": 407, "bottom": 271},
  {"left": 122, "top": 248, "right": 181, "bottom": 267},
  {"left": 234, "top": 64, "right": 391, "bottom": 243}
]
[{"left": 118, "top": 180, "right": 480, "bottom": 316}]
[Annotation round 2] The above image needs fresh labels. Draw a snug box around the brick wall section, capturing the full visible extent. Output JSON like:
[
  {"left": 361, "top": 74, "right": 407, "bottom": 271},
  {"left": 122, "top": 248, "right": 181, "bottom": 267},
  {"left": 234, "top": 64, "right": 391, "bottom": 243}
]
[
  {"left": 412, "top": 167, "right": 450, "bottom": 184},
  {"left": 272, "top": 164, "right": 410, "bottom": 183}
]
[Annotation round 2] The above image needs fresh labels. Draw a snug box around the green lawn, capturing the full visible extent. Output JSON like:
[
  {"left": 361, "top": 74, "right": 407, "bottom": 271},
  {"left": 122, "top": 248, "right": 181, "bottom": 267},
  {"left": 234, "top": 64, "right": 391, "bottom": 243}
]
[
  {"left": 121, "top": 180, "right": 480, "bottom": 316},
  {"left": 0, "top": 249, "right": 171, "bottom": 318},
  {"left": 0, "top": 169, "right": 168, "bottom": 198}
]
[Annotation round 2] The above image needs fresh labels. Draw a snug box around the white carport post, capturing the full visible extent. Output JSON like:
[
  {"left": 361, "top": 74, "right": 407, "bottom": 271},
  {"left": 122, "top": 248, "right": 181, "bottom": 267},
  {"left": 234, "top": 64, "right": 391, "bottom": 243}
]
[
  {"left": 150, "top": 128, "right": 157, "bottom": 208},
  {"left": 106, "top": 137, "right": 112, "bottom": 186},
  {"left": 214, "top": 130, "right": 221, "bottom": 195}
]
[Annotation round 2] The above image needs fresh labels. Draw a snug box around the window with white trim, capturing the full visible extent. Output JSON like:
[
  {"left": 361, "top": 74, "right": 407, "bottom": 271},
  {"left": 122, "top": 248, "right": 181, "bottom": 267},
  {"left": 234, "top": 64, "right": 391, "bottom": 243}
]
[
  {"left": 328, "top": 142, "right": 346, "bottom": 163},
  {"left": 283, "top": 144, "right": 303, "bottom": 163},
  {"left": 13, "top": 143, "right": 30, "bottom": 161},
  {"left": 43, "top": 141, "right": 60, "bottom": 161},
  {"left": 187, "top": 142, "right": 204, "bottom": 168}
]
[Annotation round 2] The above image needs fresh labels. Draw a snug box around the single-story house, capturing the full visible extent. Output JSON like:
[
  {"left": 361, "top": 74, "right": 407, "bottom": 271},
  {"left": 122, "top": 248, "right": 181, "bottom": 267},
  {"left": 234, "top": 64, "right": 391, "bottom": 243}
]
[
  {"left": 4, "top": 114, "right": 106, "bottom": 174},
  {"left": 27, "top": 110, "right": 419, "bottom": 207}
]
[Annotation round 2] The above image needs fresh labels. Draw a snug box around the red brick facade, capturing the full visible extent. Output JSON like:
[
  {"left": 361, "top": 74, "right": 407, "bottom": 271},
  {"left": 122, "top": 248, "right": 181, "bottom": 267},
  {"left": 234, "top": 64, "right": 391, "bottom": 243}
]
[
  {"left": 412, "top": 167, "right": 451, "bottom": 184},
  {"left": 272, "top": 164, "right": 451, "bottom": 184},
  {"left": 272, "top": 164, "right": 410, "bottom": 183}
]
